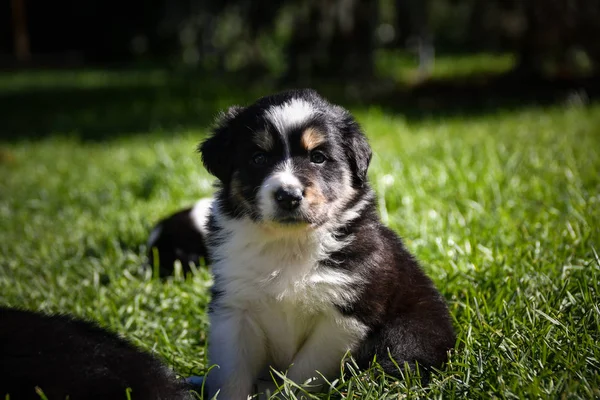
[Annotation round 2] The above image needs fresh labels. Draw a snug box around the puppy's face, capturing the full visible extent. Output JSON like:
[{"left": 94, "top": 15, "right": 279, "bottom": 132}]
[{"left": 200, "top": 90, "right": 372, "bottom": 228}]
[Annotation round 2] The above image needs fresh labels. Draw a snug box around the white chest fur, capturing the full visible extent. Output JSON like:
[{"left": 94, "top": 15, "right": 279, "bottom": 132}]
[
  {"left": 210, "top": 216, "right": 359, "bottom": 310},
  {"left": 207, "top": 214, "right": 368, "bottom": 397}
]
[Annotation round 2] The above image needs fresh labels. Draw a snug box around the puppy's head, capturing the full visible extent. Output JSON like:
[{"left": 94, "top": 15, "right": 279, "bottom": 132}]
[{"left": 200, "top": 89, "right": 371, "bottom": 228}]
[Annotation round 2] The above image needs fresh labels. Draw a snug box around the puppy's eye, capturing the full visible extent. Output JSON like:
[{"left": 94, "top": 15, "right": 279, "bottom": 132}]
[
  {"left": 310, "top": 151, "right": 326, "bottom": 164},
  {"left": 252, "top": 152, "right": 268, "bottom": 166}
]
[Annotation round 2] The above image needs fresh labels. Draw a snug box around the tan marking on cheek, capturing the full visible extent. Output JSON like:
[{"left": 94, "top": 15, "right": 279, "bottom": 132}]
[
  {"left": 301, "top": 127, "right": 326, "bottom": 151},
  {"left": 230, "top": 172, "right": 251, "bottom": 211},
  {"left": 304, "top": 184, "right": 327, "bottom": 207},
  {"left": 253, "top": 130, "right": 274, "bottom": 151}
]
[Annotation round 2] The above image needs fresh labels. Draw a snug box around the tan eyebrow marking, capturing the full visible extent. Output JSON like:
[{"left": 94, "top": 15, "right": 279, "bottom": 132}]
[
  {"left": 301, "top": 127, "right": 326, "bottom": 151},
  {"left": 253, "top": 130, "right": 274, "bottom": 151}
]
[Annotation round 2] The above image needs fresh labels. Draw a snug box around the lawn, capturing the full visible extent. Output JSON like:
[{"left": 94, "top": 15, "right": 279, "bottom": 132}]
[{"left": 0, "top": 67, "right": 599, "bottom": 399}]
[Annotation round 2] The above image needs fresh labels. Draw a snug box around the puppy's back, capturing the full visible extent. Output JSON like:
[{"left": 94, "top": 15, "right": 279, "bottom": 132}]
[{"left": 0, "top": 307, "right": 192, "bottom": 400}]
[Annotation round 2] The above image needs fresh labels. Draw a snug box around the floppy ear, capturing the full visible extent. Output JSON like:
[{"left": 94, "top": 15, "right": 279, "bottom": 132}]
[
  {"left": 199, "top": 106, "right": 244, "bottom": 183},
  {"left": 339, "top": 112, "right": 372, "bottom": 187}
]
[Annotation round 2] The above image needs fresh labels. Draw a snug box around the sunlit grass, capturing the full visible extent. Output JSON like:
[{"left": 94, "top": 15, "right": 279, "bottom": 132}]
[
  {"left": 0, "top": 71, "right": 599, "bottom": 398},
  {"left": 376, "top": 51, "right": 517, "bottom": 83}
]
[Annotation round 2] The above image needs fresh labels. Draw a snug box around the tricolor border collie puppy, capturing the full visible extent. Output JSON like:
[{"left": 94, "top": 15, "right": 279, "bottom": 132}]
[
  {"left": 197, "top": 89, "right": 455, "bottom": 399},
  {"left": 0, "top": 307, "right": 193, "bottom": 400}
]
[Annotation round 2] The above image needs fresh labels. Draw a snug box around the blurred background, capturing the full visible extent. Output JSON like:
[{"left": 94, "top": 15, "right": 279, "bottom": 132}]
[{"left": 1, "top": 0, "right": 599, "bottom": 140}]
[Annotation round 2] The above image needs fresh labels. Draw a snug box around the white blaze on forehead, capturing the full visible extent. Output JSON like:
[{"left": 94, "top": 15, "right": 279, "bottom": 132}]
[
  {"left": 265, "top": 99, "right": 316, "bottom": 135},
  {"left": 271, "top": 160, "right": 301, "bottom": 188}
]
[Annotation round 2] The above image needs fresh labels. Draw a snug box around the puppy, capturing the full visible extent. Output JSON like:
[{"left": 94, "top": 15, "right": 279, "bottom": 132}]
[
  {"left": 0, "top": 307, "right": 193, "bottom": 400},
  {"left": 198, "top": 89, "right": 455, "bottom": 399},
  {"left": 200, "top": 90, "right": 455, "bottom": 399}
]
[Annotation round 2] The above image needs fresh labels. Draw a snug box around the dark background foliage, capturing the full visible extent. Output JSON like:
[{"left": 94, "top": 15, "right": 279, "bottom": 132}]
[
  {"left": 1, "top": 0, "right": 599, "bottom": 140},
  {"left": 3, "top": 0, "right": 600, "bottom": 79}
]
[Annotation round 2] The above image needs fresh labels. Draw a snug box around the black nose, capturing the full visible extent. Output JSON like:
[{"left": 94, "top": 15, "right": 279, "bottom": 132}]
[{"left": 274, "top": 187, "right": 303, "bottom": 211}]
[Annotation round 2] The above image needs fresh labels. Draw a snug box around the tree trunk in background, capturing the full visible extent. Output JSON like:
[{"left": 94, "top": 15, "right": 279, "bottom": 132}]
[{"left": 11, "top": 0, "right": 30, "bottom": 61}]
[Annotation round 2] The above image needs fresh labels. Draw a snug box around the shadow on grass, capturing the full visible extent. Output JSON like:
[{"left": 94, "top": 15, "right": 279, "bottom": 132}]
[
  {"left": 0, "top": 71, "right": 267, "bottom": 141},
  {"left": 362, "top": 73, "right": 600, "bottom": 118},
  {"left": 1, "top": 68, "right": 599, "bottom": 142}
]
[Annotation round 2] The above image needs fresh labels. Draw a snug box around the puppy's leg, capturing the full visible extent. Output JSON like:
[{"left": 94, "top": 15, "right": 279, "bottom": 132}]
[
  {"left": 206, "top": 309, "right": 266, "bottom": 400},
  {"left": 354, "top": 296, "right": 455, "bottom": 382},
  {"left": 367, "top": 314, "right": 454, "bottom": 381},
  {"left": 286, "top": 316, "right": 366, "bottom": 392}
]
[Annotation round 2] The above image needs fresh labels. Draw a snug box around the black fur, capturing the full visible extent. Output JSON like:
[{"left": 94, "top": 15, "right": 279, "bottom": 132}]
[
  {"left": 0, "top": 307, "right": 192, "bottom": 400},
  {"left": 147, "top": 207, "right": 209, "bottom": 276},
  {"left": 325, "top": 201, "right": 454, "bottom": 375},
  {"left": 338, "top": 115, "right": 372, "bottom": 187},
  {"left": 200, "top": 106, "right": 245, "bottom": 184}
]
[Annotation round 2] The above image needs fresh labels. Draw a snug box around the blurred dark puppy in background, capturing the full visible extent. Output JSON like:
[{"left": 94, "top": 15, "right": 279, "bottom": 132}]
[
  {"left": 0, "top": 307, "right": 193, "bottom": 400},
  {"left": 147, "top": 198, "right": 212, "bottom": 277}
]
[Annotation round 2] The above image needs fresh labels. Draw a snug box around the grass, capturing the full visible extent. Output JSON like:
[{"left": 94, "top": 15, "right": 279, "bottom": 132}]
[
  {"left": 375, "top": 51, "right": 517, "bottom": 83},
  {"left": 1, "top": 65, "right": 599, "bottom": 399}
]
